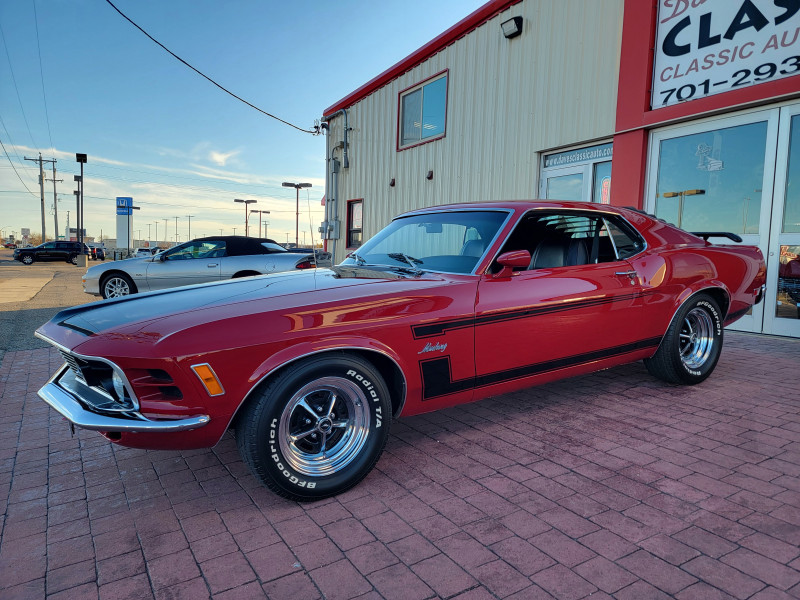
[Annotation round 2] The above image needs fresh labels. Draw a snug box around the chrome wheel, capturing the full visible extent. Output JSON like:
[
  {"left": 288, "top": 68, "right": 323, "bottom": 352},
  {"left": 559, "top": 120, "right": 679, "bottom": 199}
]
[
  {"left": 278, "top": 376, "right": 370, "bottom": 477},
  {"left": 679, "top": 307, "right": 715, "bottom": 370},
  {"left": 103, "top": 276, "right": 132, "bottom": 298},
  {"left": 21, "top": 255, "right": 33, "bottom": 265}
]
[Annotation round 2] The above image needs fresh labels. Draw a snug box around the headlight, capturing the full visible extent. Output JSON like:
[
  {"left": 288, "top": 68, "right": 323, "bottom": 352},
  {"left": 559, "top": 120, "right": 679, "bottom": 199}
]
[{"left": 112, "top": 371, "right": 127, "bottom": 400}]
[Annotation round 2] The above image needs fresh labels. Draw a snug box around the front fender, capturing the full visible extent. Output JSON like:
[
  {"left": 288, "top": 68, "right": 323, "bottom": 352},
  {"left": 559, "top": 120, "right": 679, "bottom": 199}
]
[{"left": 221, "top": 336, "right": 410, "bottom": 442}]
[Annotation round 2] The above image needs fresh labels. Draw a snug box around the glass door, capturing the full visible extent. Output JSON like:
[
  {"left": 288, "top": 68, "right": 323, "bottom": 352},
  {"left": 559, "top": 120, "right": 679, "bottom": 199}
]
[
  {"left": 542, "top": 166, "right": 585, "bottom": 201},
  {"left": 763, "top": 106, "right": 800, "bottom": 337},
  {"left": 646, "top": 110, "right": 779, "bottom": 334}
]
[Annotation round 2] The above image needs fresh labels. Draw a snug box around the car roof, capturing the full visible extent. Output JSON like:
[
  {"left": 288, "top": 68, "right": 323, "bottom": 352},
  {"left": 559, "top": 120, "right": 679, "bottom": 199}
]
[{"left": 191, "top": 236, "right": 282, "bottom": 257}]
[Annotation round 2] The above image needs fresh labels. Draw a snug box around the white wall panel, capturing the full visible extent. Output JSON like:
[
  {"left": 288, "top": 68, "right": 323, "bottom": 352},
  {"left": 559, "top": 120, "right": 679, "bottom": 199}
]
[{"left": 325, "top": 0, "right": 623, "bottom": 261}]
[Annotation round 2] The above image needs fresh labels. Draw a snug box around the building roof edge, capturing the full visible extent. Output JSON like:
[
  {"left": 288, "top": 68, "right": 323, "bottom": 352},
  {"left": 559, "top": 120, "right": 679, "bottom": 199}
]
[{"left": 322, "top": 0, "right": 521, "bottom": 118}]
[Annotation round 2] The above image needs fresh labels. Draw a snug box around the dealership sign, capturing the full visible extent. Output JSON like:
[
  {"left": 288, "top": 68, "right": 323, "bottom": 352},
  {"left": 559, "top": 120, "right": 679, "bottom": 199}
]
[{"left": 652, "top": 0, "right": 800, "bottom": 109}]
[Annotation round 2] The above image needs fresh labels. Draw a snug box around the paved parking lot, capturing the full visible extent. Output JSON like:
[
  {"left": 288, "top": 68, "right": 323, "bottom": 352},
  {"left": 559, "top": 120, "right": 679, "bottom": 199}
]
[{"left": 1, "top": 328, "right": 800, "bottom": 599}]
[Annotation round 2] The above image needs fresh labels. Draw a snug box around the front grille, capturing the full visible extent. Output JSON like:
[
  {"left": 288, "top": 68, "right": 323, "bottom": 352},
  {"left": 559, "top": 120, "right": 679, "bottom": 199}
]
[
  {"left": 58, "top": 350, "right": 137, "bottom": 412},
  {"left": 60, "top": 350, "right": 87, "bottom": 382}
]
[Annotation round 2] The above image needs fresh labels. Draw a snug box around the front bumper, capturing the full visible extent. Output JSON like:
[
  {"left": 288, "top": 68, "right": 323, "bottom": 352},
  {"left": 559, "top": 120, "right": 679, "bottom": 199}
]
[{"left": 38, "top": 364, "right": 210, "bottom": 433}]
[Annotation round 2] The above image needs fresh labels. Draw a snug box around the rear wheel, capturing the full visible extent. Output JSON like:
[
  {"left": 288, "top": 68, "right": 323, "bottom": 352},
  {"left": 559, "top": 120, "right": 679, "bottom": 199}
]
[
  {"left": 235, "top": 354, "right": 391, "bottom": 501},
  {"left": 644, "top": 293, "right": 723, "bottom": 385},
  {"left": 69, "top": 254, "right": 78, "bottom": 265},
  {"left": 21, "top": 254, "right": 34, "bottom": 265},
  {"left": 101, "top": 273, "right": 136, "bottom": 299}
]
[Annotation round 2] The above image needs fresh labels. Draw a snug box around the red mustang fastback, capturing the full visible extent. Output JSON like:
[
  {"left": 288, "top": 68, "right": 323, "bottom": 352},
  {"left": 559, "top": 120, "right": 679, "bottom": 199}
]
[{"left": 36, "top": 202, "right": 766, "bottom": 500}]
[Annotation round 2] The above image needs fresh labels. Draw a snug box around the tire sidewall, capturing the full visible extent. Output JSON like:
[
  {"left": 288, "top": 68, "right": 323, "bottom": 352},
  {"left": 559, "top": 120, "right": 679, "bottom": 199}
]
[
  {"left": 22, "top": 255, "right": 34, "bottom": 265},
  {"left": 244, "top": 356, "right": 390, "bottom": 500},
  {"left": 101, "top": 274, "right": 133, "bottom": 299},
  {"left": 673, "top": 294, "right": 723, "bottom": 383}
]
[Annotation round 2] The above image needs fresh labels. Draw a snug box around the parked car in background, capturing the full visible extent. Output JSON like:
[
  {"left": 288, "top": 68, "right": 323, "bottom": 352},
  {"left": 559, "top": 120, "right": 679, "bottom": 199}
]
[
  {"left": 134, "top": 247, "right": 160, "bottom": 258},
  {"left": 36, "top": 201, "right": 765, "bottom": 501},
  {"left": 3, "top": 242, "right": 17, "bottom": 249},
  {"left": 87, "top": 243, "right": 106, "bottom": 261},
  {"left": 82, "top": 236, "right": 333, "bottom": 299},
  {"left": 13, "top": 241, "right": 89, "bottom": 265}
]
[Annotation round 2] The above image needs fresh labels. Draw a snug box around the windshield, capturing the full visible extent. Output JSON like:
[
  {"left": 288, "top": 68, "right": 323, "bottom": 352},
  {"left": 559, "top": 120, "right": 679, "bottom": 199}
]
[{"left": 340, "top": 210, "right": 508, "bottom": 274}]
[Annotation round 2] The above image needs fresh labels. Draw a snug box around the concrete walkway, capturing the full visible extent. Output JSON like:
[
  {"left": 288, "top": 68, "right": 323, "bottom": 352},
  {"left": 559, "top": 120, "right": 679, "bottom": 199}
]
[{"left": 1, "top": 332, "right": 800, "bottom": 599}]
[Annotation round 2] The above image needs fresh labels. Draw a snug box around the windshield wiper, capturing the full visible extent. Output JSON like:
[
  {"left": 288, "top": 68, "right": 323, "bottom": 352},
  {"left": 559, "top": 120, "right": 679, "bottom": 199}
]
[
  {"left": 387, "top": 253, "right": 423, "bottom": 267},
  {"left": 386, "top": 253, "right": 424, "bottom": 275}
]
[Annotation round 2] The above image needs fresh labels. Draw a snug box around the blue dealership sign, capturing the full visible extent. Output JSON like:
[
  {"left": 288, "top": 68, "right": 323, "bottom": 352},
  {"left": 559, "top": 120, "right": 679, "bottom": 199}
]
[{"left": 116, "top": 197, "right": 133, "bottom": 216}]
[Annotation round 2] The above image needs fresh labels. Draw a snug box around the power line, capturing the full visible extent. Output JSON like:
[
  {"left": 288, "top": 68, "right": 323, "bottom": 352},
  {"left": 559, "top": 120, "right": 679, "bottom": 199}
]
[
  {"left": 103, "top": 0, "right": 318, "bottom": 135},
  {"left": 0, "top": 21, "right": 40, "bottom": 152},
  {"left": 0, "top": 139, "right": 37, "bottom": 196},
  {"left": 31, "top": 0, "right": 55, "bottom": 153}
]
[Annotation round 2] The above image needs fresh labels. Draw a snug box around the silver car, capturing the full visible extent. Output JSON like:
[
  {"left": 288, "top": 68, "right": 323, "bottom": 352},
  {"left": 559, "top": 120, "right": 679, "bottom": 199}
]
[{"left": 83, "top": 236, "right": 332, "bottom": 299}]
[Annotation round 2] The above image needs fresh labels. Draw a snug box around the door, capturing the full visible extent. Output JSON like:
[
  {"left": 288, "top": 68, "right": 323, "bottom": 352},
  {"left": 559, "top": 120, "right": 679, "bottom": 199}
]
[
  {"left": 542, "top": 166, "right": 585, "bottom": 201},
  {"left": 145, "top": 240, "right": 224, "bottom": 290},
  {"left": 763, "top": 106, "right": 800, "bottom": 337},
  {"left": 474, "top": 211, "right": 649, "bottom": 399}
]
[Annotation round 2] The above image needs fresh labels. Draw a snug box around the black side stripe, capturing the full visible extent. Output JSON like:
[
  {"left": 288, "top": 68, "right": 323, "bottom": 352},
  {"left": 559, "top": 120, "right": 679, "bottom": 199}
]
[
  {"left": 412, "top": 290, "right": 650, "bottom": 339},
  {"left": 419, "top": 336, "right": 662, "bottom": 400}
]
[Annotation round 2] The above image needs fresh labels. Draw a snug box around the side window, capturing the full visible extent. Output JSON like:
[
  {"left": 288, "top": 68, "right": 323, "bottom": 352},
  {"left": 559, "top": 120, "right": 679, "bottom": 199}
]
[
  {"left": 604, "top": 217, "right": 645, "bottom": 259},
  {"left": 496, "top": 211, "right": 640, "bottom": 271},
  {"left": 347, "top": 200, "right": 363, "bottom": 249},
  {"left": 399, "top": 72, "right": 448, "bottom": 149}
]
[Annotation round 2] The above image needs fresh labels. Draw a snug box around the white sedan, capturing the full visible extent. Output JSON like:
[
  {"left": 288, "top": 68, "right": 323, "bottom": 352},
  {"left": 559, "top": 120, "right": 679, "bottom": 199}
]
[{"left": 83, "top": 236, "right": 332, "bottom": 299}]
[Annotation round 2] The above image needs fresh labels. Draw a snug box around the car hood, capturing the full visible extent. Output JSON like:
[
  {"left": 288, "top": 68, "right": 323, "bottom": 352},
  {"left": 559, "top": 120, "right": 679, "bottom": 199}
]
[{"left": 37, "top": 266, "right": 454, "bottom": 351}]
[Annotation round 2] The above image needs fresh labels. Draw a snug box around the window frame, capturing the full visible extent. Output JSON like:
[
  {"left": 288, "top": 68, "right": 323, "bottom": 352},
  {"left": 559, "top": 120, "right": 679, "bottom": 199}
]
[
  {"left": 346, "top": 199, "right": 364, "bottom": 250},
  {"left": 396, "top": 70, "right": 449, "bottom": 151}
]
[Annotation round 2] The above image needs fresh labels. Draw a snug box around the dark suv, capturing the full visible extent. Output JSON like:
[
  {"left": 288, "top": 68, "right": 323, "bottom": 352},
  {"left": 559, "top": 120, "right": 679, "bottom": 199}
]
[{"left": 13, "top": 241, "right": 89, "bottom": 265}]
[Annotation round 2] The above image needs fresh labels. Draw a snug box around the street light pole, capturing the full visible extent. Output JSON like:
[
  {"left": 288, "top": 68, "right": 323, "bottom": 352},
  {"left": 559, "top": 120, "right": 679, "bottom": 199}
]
[
  {"left": 76, "top": 154, "right": 87, "bottom": 245},
  {"left": 186, "top": 215, "right": 194, "bottom": 240},
  {"left": 250, "top": 209, "right": 271, "bottom": 238},
  {"left": 234, "top": 199, "right": 257, "bottom": 236},
  {"left": 282, "top": 182, "right": 312, "bottom": 247}
]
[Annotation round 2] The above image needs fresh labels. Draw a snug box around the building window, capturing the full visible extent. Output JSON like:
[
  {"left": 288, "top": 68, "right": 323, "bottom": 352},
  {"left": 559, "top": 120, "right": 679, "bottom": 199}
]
[
  {"left": 541, "top": 142, "right": 613, "bottom": 202},
  {"left": 652, "top": 121, "right": 768, "bottom": 234},
  {"left": 347, "top": 199, "right": 363, "bottom": 249},
  {"left": 399, "top": 72, "right": 448, "bottom": 149}
]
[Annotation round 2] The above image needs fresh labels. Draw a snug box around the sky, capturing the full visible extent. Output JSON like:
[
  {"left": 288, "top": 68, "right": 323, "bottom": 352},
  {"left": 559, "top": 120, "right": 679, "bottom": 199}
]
[{"left": 0, "top": 0, "right": 486, "bottom": 246}]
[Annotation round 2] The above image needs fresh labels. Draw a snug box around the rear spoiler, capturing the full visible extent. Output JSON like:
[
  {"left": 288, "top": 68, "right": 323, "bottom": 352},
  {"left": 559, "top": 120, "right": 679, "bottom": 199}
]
[{"left": 691, "top": 232, "right": 743, "bottom": 243}]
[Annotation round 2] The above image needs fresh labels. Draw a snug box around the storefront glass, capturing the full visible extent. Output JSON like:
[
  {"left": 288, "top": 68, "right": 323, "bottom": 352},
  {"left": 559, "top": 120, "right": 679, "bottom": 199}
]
[
  {"left": 778, "top": 245, "right": 800, "bottom": 320},
  {"left": 783, "top": 116, "right": 800, "bottom": 234},
  {"left": 654, "top": 122, "right": 768, "bottom": 234},
  {"left": 546, "top": 173, "right": 583, "bottom": 201}
]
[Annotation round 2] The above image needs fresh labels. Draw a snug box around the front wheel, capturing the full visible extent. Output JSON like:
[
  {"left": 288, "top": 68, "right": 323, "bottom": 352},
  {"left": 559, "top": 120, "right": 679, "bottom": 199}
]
[
  {"left": 21, "top": 255, "right": 34, "bottom": 265},
  {"left": 69, "top": 254, "right": 78, "bottom": 265},
  {"left": 235, "top": 354, "right": 391, "bottom": 501},
  {"left": 644, "top": 293, "right": 723, "bottom": 385},
  {"left": 101, "top": 273, "right": 136, "bottom": 299}
]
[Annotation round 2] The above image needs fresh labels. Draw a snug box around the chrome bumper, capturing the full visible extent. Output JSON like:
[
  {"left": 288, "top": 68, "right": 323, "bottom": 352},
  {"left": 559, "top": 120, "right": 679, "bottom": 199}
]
[{"left": 38, "top": 365, "right": 210, "bottom": 433}]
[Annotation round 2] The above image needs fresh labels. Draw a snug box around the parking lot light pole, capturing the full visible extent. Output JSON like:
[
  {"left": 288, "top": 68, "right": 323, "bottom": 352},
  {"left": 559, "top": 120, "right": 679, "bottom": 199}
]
[
  {"left": 128, "top": 206, "right": 140, "bottom": 255},
  {"left": 76, "top": 154, "right": 87, "bottom": 246},
  {"left": 250, "top": 209, "right": 270, "bottom": 238},
  {"left": 282, "top": 182, "right": 312, "bottom": 247},
  {"left": 234, "top": 199, "right": 257, "bottom": 236}
]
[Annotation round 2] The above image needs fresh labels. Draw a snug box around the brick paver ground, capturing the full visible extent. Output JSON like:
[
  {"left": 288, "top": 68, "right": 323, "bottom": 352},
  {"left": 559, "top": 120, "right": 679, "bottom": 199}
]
[{"left": 1, "top": 332, "right": 799, "bottom": 599}]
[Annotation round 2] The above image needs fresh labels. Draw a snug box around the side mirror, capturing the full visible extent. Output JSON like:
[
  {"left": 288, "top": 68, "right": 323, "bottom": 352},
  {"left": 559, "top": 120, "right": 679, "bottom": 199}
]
[{"left": 493, "top": 250, "right": 530, "bottom": 278}]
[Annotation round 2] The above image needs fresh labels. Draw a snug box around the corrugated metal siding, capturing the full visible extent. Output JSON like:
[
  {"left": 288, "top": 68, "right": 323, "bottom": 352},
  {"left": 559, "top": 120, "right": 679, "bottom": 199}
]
[{"left": 325, "top": 0, "right": 623, "bottom": 262}]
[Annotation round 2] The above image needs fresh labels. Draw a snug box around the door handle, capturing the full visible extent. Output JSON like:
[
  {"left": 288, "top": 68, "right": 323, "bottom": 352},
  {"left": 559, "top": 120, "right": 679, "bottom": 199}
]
[
  {"left": 207, "top": 263, "right": 218, "bottom": 268},
  {"left": 615, "top": 271, "right": 637, "bottom": 277}
]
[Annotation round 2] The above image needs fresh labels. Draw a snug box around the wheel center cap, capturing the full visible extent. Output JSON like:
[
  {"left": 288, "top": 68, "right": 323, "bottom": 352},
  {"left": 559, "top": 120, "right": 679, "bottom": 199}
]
[
  {"left": 690, "top": 333, "right": 697, "bottom": 343},
  {"left": 317, "top": 418, "right": 333, "bottom": 434}
]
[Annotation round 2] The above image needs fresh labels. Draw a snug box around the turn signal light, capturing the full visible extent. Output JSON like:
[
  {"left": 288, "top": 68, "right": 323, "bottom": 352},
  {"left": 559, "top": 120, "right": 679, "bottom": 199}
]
[{"left": 191, "top": 363, "right": 225, "bottom": 396}]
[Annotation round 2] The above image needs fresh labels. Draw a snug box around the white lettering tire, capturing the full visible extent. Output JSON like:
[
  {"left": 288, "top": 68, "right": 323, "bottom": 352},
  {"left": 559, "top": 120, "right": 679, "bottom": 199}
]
[
  {"left": 235, "top": 354, "right": 391, "bottom": 501},
  {"left": 644, "top": 293, "right": 723, "bottom": 385}
]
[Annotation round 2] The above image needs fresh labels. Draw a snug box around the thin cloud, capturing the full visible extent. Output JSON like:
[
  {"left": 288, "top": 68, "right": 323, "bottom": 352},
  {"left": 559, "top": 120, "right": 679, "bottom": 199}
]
[{"left": 209, "top": 150, "right": 240, "bottom": 167}]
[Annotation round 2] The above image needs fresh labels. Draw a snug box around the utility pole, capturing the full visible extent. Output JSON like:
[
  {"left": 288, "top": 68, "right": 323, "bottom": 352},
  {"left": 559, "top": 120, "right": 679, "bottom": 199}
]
[
  {"left": 174, "top": 217, "right": 179, "bottom": 244},
  {"left": 45, "top": 161, "right": 63, "bottom": 239},
  {"left": 185, "top": 215, "right": 194, "bottom": 240},
  {"left": 154, "top": 221, "right": 158, "bottom": 246},
  {"left": 24, "top": 153, "right": 56, "bottom": 241},
  {"left": 163, "top": 218, "right": 169, "bottom": 245}
]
